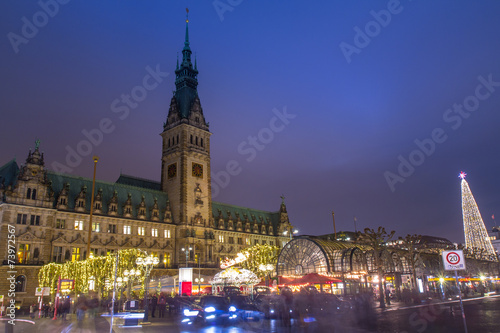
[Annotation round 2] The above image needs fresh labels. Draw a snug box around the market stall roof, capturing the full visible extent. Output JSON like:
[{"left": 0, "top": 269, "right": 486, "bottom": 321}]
[
  {"left": 295, "top": 273, "right": 342, "bottom": 284},
  {"left": 210, "top": 267, "right": 260, "bottom": 286}
]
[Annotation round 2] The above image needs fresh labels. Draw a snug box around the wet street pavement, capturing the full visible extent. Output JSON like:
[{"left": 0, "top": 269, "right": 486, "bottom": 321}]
[{"left": 3, "top": 295, "right": 499, "bottom": 333}]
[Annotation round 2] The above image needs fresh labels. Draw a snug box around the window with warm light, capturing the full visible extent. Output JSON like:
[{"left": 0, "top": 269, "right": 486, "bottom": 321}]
[
  {"left": 124, "top": 225, "right": 131, "bottom": 234},
  {"left": 164, "top": 229, "right": 171, "bottom": 238},
  {"left": 17, "top": 244, "right": 30, "bottom": 263},
  {"left": 138, "top": 227, "right": 145, "bottom": 236},
  {"left": 152, "top": 228, "right": 158, "bottom": 237},
  {"left": 218, "top": 235, "right": 224, "bottom": 243},
  {"left": 92, "top": 222, "right": 100, "bottom": 232},
  {"left": 74, "top": 220, "right": 83, "bottom": 230},
  {"left": 164, "top": 253, "right": 171, "bottom": 267},
  {"left": 72, "top": 247, "right": 81, "bottom": 261}
]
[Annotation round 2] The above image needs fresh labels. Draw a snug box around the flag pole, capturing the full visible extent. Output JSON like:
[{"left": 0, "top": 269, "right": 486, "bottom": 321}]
[{"left": 332, "top": 211, "right": 336, "bottom": 240}]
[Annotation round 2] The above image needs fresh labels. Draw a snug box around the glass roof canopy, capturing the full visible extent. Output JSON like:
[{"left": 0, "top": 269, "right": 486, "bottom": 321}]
[{"left": 277, "top": 236, "right": 411, "bottom": 276}]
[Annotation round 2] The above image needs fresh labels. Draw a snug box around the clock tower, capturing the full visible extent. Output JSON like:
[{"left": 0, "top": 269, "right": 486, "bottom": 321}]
[{"left": 161, "top": 15, "right": 212, "bottom": 236}]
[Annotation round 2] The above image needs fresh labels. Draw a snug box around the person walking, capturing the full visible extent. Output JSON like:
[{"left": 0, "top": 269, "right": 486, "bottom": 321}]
[
  {"left": 29, "top": 304, "right": 36, "bottom": 319},
  {"left": 150, "top": 294, "right": 158, "bottom": 318},
  {"left": 158, "top": 294, "right": 166, "bottom": 318},
  {"left": 385, "top": 287, "right": 391, "bottom": 305},
  {"left": 61, "top": 298, "right": 71, "bottom": 321}
]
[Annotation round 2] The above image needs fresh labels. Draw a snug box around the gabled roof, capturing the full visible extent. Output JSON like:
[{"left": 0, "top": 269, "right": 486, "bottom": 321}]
[
  {"left": 0, "top": 159, "right": 19, "bottom": 188},
  {"left": 47, "top": 171, "right": 169, "bottom": 220},
  {"left": 212, "top": 201, "right": 280, "bottom": 232}
]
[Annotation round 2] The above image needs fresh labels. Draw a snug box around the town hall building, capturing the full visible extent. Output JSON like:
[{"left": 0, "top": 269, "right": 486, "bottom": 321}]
[{"left": 0, "top": 18, "right": 294, "bottom": 306}]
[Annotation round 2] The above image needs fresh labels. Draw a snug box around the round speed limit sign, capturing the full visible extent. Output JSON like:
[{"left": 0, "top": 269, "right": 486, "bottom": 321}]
[
  {"left": 446, "top": 252, "right": 460, "bottom": 265},
  {"left": 442, "top": 250, "right": 466, "bottom": 270}
]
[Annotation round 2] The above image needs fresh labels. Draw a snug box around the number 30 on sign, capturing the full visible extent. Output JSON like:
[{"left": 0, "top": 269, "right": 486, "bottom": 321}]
[{"left": 442, "top": 250, "right": 466, "bottom": 271}]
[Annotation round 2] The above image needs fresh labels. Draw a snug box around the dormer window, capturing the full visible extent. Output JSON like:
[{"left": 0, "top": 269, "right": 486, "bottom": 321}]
[
  {"left": 126, "top": 207, "right": 131, "bottom": 214},
  {"left": 77, "top": 200, "right": 85, "bottom": 208},
  {"left": 140, "top": 209, "right": 145, "bottom": 216},
  {"left": 110, "top": 204, "right": 117, "bottom": 212},
  {"left": 60, "top": 198, "right": 67, "bottom": 205}
]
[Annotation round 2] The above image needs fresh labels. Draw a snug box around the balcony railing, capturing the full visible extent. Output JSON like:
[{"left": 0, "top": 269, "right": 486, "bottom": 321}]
[{"left": 2, "top": 259, "right": 45, "bottom": 266}]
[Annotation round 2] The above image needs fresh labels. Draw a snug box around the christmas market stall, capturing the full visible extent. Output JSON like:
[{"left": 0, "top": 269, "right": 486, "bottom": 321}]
[{"left": 210, "top": 267, "right": 260, "bottom": 295}]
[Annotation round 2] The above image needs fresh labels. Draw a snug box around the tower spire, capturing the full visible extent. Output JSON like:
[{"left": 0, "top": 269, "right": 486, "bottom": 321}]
[
  {"left": 172, "top": 9, "right": 199, "bottom": 119},
  {"left": 184, "top": 8, "right": 190, "bottom": 49}
]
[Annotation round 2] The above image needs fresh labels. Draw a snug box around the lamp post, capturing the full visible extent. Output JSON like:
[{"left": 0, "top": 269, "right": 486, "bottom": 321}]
[
  {"left": 86, "top": 156, "right": 99, "bottom": 258},
  {"left": 259, "top": 264, "right": 274, "bottom": 287},
  {"left": 123, "top": 269, "right": 142, "bottom": 301},
  {"left": 136, "top": 255, "right": 159, "bottom": 323},
  {"left": 181, "top": 247, "right": 192, "bottom": 267},
  {"left": 283, "top": 229, "right": 298, "bottom": 241},
  {"left": 195, "top": 278, "right": 204, "bottom": 295}
]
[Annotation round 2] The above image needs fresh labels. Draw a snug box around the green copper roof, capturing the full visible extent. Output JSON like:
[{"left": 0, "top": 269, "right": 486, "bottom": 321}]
[
  {"left": 116, "top": 174, "right": 161, "bottom": 191},
  {"left": 47, "top": 171, "right": 169, "bottom": 220},
  {"left": 212, "top": 201, "right": 281, "bottom": 231},
  {"left": 0, "top": 159, "right": 19, "bottom": 189}
]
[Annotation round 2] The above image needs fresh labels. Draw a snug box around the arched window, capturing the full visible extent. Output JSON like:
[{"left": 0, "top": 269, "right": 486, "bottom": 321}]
[
  {"left": 176, "top": 134, "right": 179, "bottom": 144},
  {"left": 15, "top": 275, "right": 26, "bottom": 292},
  {"left": 190, "top": 135, "right": 193, "bottom": 144},
  {"left": 32, "top": 189, "right": 37, "bottom": 200},
  {"left": 196, "top": 137, "right": 198, "bottom": 145},
  {"left": 200, "top": 138, "right": 204, "bottom": 147},
  {"left": 26, "top": 188, "right": 31, "bottom": 199}
]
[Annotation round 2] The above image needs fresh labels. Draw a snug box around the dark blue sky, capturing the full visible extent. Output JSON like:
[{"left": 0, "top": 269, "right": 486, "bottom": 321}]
[{"left": 2, "top": 1, "right": 500, "bottom": 243}]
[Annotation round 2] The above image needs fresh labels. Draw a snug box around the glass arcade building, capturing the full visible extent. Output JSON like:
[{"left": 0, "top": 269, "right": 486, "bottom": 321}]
[{"left": 276, "top": 236, "right": 412, "bottom": 295}]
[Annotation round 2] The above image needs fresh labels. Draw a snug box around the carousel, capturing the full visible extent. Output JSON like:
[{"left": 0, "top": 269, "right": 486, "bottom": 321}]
[{"left": 210, "top": 267, "right": 260, "bottom": 295}]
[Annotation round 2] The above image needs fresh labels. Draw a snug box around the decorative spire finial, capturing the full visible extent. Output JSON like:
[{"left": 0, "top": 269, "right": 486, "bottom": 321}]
[
  {"left": 459, "top": 171, "right": 467, "bottom": 179},
  {"left": 35, "top": 138, "right": 40, "bottom": 150},
  {"left": 186, "top": 8, "right": 189, "bottom": 22}
]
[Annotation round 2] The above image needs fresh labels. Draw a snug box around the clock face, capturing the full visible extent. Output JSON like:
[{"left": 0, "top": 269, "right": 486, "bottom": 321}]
[
  {"left": 192, "top": 163, "right": 203, "bottom": 178},
  {"left": 167, "top": 163, "right": 177, "bottom": 179}
]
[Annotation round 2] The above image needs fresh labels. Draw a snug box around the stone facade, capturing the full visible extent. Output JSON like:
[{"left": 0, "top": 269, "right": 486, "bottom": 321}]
[{"left": 0, "top": 19, "right": 293, "bottom": 306}]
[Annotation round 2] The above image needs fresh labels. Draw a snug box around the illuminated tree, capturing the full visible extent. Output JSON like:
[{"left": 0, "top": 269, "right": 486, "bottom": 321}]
[
  {"left": 38, "top": 248, "right": 147, "bottom": 297},
  {"left": 397, "top": 234, "right": 422, "bottom": 290},
  {"left": 357, "top": 227, "right": 395, "bottom": 308},
  {"left": 239, "top": 244, "right": 280, "bottom": 278},
  {"left": 460, "top": 172, "right": 496, "bottom": 260}
]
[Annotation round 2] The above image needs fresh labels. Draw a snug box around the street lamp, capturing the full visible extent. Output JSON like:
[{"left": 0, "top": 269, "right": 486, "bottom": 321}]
[
  {"left": 259, "top": 264, "right": 274, "bottom": 287},
  {"left": 181, "top": 247, "right": 192, "bottom": 267},
  {"left": 136, "top": 255, "right": 159, "bottom": 323},
  {"left": 283, "top": 229, "right": 298, "bottom": 241},
  {"left": 123, "top": 269, "right": 142, "bottom": 301},
  {"left": 195, "top": 277, "right": 204, "bottom": 295}
]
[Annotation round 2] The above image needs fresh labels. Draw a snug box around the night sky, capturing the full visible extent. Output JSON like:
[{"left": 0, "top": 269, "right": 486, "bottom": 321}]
[{"left": 2, "top": 1, "right": 500, "bottom": 243}]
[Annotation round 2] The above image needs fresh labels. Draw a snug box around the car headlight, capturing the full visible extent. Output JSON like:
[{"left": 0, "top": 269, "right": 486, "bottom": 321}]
[
  {"left": 183, "top": 309, "right": 199, "bottom": 317},
  {"left": 229, "top": 306, "right": 236, "bottom": 312},
  {"left": 204, "top": 306, "right": 216, "bottom": 313}
]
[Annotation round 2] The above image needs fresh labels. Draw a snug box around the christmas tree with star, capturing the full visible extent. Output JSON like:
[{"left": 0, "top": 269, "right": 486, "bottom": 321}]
[{"left": 460, "top": 172, "right": 497, "bottom": 259}]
